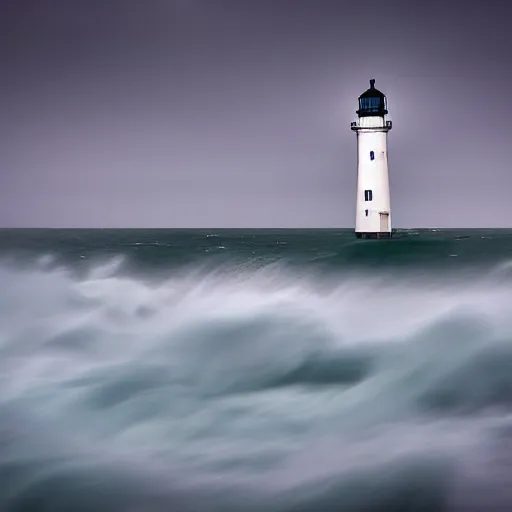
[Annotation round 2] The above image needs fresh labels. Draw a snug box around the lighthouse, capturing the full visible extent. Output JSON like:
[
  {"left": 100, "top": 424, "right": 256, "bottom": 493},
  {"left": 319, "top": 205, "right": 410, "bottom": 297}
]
[{"left": 351, "top": 79, "right": 393, "bottom": 239}]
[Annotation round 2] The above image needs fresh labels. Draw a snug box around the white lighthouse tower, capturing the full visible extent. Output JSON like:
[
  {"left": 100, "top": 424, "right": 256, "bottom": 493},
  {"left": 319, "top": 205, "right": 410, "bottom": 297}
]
[{"left": 351, "top": 79, "right": 393, "bottom": 239}]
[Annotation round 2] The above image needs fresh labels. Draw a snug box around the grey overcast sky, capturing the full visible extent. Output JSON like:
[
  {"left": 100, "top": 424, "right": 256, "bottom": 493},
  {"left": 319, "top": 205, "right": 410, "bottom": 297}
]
[{"left": 1, "top": 0, "right": 511, "bottom": 228}]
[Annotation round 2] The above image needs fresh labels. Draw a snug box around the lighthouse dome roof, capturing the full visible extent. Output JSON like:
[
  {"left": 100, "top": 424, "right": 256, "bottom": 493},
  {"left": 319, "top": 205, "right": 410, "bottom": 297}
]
[
  {"left": 359, "top": 79, "right": 385, "bottom": 99},
  {"left": 356, "top": 79, "right": 388, "bottom": 117}
]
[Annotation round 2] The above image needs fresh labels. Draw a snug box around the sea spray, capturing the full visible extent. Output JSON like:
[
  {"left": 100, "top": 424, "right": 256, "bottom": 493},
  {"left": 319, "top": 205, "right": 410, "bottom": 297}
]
[{"left": 2, "top": 229, "right": 512, "bottom": 510}]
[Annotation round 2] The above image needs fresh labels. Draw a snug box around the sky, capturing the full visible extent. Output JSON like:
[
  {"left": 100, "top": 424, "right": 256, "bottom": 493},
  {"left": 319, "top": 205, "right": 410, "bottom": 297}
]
[{"left": 1, "top": 0, "right": 511, "bottom": 228}]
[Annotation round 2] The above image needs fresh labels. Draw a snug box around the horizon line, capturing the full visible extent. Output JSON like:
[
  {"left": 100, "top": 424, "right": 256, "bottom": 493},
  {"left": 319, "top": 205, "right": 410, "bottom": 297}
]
[{"left": 0, "top": 227, "right": 510, "bottom": 231}]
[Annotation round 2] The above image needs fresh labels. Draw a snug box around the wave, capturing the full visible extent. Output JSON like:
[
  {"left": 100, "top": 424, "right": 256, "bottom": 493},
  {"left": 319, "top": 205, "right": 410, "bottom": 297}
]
[{"left": 2, "top": 259, "right": 512, "bottom": 510}]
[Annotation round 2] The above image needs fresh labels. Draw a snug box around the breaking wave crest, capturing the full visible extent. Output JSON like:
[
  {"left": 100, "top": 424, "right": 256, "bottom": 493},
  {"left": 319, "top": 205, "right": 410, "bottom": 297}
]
[{"left": 2, "top": 257, "right": 512, "bottom": 511}]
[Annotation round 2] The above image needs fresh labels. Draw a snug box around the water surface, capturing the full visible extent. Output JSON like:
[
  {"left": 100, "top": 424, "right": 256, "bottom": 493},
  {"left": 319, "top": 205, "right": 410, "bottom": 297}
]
[{"left": 1, "top": 228, "right": 512, "bottom": 511}]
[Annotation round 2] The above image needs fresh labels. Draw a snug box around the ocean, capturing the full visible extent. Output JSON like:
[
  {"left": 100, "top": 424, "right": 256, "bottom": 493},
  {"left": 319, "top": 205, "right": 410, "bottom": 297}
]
[{"left": 1, "top": 228, "right": 512, "bottom": 511}]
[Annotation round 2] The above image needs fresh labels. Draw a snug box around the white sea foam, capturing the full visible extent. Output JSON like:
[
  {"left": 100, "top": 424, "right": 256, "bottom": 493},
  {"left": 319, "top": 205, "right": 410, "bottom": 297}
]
[{"left": 1, "top": 258, "right": 512, "bottom": 510}]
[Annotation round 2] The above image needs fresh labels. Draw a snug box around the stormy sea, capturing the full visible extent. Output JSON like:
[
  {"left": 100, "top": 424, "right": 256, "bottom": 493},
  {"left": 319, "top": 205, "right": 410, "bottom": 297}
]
[{"left": 2, "top": 228, "right": 512, "bottom": 512}]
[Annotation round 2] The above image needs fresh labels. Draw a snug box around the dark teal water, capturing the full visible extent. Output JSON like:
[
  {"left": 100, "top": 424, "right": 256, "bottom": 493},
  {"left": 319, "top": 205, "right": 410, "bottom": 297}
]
[{"left": 1, "top": 228, "right": 512, "bottom": 511}]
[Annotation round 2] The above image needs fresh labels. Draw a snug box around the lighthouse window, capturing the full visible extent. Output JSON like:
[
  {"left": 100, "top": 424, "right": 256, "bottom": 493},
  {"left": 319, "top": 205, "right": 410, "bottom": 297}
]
[
  {"left": 364, "top": 190, "right": 373, "bottom": 201},
  {"left": 370, "top": 151, "right": 375, "bottom": 161},
  {"left": 365, "top": 209, "right": 369, "bottom": 217}
]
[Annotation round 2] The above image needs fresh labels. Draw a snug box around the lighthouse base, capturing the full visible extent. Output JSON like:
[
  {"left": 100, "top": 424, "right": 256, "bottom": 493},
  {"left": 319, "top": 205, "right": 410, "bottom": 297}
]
[{"left": 355, "top": 231, "right": 393, "bottom": 240}]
